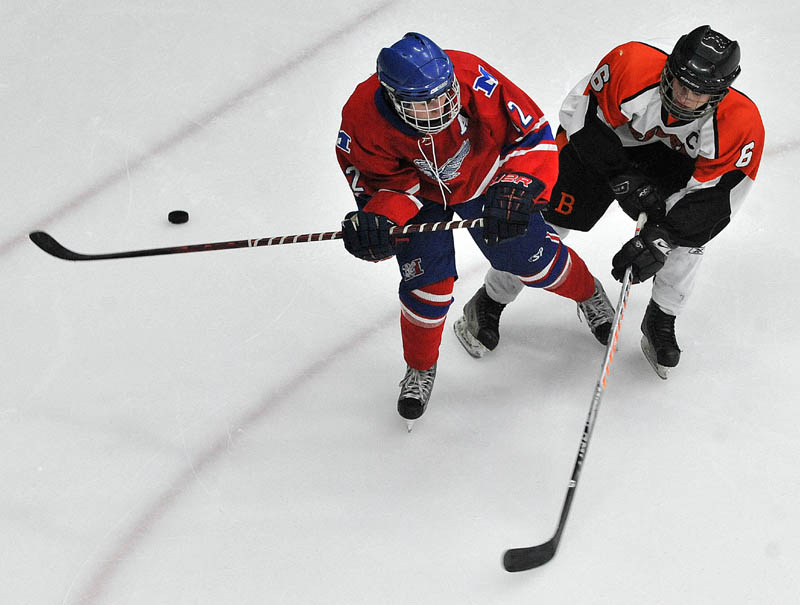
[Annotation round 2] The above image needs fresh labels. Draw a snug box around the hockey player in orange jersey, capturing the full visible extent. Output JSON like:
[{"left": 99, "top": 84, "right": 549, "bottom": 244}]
[{"left": 455, "top": 25, "right": 764, "bottom": 378}]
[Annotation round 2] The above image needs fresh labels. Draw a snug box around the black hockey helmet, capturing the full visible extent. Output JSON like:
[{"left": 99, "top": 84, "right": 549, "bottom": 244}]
[{"left": 659, "top": 25, "right": 741, "bottom": 120}]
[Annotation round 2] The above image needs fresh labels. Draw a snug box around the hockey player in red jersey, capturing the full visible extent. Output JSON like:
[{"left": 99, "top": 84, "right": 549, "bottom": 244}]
[
  {"left": 460, "top": 25, "right": 764, "bottom": 379},
  {"left": 336, "top": 33, "right": 614, "bottom": 428}
]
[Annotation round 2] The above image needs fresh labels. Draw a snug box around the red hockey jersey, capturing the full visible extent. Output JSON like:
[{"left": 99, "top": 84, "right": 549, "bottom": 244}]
[{"left": 335, "top": 50, "right": 559, "bottom": 226}]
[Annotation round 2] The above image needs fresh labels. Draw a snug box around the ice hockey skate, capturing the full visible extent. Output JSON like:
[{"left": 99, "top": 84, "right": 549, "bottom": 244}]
[
  {"left": 640, "top": 299, "right": 681, "bottom": 379},
  {"left": 397, "top": 363, "right": 437, "bottom": 431},
  {"left": 453, "top": 286, "right": 507, "bottom": 358},
  {"left": 576, "top": 278, "right": 615, "bottom": 345}
]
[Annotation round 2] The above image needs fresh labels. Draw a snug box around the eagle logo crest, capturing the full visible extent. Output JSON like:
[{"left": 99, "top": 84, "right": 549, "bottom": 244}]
[{"left": 414, "top": 139, "right": 471, "bottom": 182}]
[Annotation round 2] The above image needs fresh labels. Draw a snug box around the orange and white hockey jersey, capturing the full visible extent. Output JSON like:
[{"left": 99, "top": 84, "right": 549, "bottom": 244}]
[{"left": 560, "top": 40, "right": 764, "bottom": 246}]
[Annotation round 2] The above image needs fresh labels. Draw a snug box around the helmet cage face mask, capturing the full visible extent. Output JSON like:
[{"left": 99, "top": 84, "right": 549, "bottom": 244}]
[
  {"left": 382, "top": 78, "right": 461, "bottom": 134},
  {"left": 376, "top": 32, "right": 462, "bottom": 135},
  {"left": 659, "top": 65, "right": 727, "bottom": 121}
]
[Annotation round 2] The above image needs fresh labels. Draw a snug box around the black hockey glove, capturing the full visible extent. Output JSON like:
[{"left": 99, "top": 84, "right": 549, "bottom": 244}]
[
  {"left": 341, "top": 210, "right": 395, "bottom": 261},
  {"left": 609, "top": 172, "right": 666, "bottom": 222},
  {"left": 482, "top": 172, "right": 545, "bottom": 246},
  {"left": 611, "top": 224, "right": 675, "bottom": 283}
]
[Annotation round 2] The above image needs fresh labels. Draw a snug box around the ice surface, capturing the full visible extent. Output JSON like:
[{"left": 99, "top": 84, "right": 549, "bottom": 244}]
[{"left": 1, "top": 1, "right": 798, "bottom": 603}]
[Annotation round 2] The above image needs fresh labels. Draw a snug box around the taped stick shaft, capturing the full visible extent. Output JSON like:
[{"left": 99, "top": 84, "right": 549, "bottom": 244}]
[{"left": 30, "top": 218, "right": 485, "bottom": 262}]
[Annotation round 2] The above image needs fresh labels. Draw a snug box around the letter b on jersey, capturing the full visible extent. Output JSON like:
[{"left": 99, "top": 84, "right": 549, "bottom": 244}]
[{"left": 553, "top": 192, "right": 575, "bottom": 215}]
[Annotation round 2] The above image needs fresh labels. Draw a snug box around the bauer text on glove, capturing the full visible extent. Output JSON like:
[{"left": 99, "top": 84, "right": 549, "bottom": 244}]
[{"left": 481, "top": 172, "right": 545, "bottom": 246}]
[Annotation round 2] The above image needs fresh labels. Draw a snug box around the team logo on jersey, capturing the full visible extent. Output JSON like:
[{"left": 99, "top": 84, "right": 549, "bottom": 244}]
[
  {"left": 473, "top": 65, "right": 498, "bottom": 98},
  {"left": 401, "top": 258, "right": 424, "bottom": 281},
  {"left": 336, "top": 130, "right": 352, "bottom": 153},
  {"left": 688, "top": 247, "right": 705, "bottom": 255},
  {"left": 413, "top": 139, "right": 471, "bottom": 182},
  {"left": 628, "top": 124, "right": 700, "bottom": 155}
]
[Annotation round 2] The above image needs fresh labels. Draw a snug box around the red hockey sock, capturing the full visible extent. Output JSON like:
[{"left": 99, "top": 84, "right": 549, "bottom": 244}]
[
  {"left": 401, "top": 314, "right": 445, "bottom": 370},
  {"left": 548, "top": 247, "right": 596, "bottom": 302},
  {"left": 399, "top": 277, "right": 453, "bottom": 370}
]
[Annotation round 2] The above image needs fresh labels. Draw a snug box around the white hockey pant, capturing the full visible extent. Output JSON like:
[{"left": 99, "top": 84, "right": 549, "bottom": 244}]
[{"left": 484, "top": 244, "right": 705, "bottom": 316}]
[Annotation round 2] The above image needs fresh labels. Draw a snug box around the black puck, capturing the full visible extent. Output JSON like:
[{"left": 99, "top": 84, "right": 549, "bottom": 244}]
[{"left": 168, "top": 210, "right": 189, "bottom": 224}]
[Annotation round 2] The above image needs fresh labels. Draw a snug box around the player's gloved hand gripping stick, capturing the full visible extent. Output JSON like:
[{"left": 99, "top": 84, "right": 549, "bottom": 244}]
[
  {"left": 611, "top": 223, "right": 675, "bottom": 283},
  {"left": 481, "top": 171, "right": 545, "bottom": 246},
  {"left": 341, "top": 210, "right": 396, "bottom": 261},
  {"left": 608, "top": 172, "right": 665, "bottom": 221}
]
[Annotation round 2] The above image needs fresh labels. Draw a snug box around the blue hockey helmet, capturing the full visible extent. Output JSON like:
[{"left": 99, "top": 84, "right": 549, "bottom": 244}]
[
  {"left": 376, "top": 33, "right": 461, "bottom": 134},
  {"left": 659, "top": 25, "right": 741, "bottom": 120}
]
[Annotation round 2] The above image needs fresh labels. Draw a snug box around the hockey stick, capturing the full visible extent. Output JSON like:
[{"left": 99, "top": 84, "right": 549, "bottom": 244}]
[
  {"left": 503, "top": 212, "right": 647, "bottom": 572},
  {"left": 29, "top": 218, "right": 484, "bottom": 262}
]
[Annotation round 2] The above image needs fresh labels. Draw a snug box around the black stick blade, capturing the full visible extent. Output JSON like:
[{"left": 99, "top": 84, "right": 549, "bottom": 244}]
[
  {"left": 503, "top": 540, "right": 558, "bottom": 572},
  {"left": 29, "top": 231, "right": 87, "bottom": 261},
  {"left": 28, "top": 231, "right": 237, "bottom": 261}
]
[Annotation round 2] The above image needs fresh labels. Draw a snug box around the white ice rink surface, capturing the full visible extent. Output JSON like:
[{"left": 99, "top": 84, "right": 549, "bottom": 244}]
[{"left": 2, "top": 2, "right": 798, "bottom": 603}]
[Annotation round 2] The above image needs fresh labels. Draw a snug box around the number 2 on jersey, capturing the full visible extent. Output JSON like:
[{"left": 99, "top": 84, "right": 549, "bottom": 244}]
[
  {"left": 507, "top": 101, "right": 534, "bottom": 128},
  {"left": 345, "top": 165, "right": 365, "bottom": 194}
]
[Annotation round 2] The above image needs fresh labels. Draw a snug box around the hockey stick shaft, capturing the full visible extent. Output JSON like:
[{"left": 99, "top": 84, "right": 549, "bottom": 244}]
[
  {"left": 503, "top": 212, "right": 647, "bottom": 572},
  {"left": 29, "top": 218, "right": 484, "bottom": 262}
]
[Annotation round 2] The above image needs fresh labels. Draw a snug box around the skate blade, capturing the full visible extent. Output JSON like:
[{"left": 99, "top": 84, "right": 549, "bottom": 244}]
[
  {"left": 453, "top": 317, "right": 488, "bottom": 359},
  {"left": 398, "top": 403, "right": 425, "bottom": 431},
  {"left": 640, "top": 335, "right": 669, "bottom": 380}
]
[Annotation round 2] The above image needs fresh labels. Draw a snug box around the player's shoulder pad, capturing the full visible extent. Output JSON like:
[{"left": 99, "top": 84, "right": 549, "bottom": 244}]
[
  {"left": 338, "top": 74, "right": 387, "bottom": 153},
  {"left": 599, "top": 40, "right": 666, "bottom": 86},
  {"left": 586, "top": 41, "right": 665, "bottom": 127},
  {"left": 341, "top": 74, "right": 380, "bottom": 121},
  {"left": 446, "top": 49, "right": 486, "bottom": 70},
  {"left": 713, "top": 87, "right": 765, "bottom": 176},
  {"left": 717, "top": 88, "right": 764, "bottom": 134},
  {"left": 448, "top": 49, "right": 510, "bottom": 99}
]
